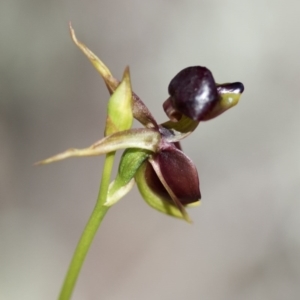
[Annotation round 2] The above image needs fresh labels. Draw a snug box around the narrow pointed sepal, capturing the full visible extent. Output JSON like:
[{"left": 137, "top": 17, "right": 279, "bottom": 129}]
[
  {"left": 70, "top": 24, "right": 158, "bottom": 129},
  {"left": 35, "top": 128, "right": 160, "bottom": 165},
  {"left": 69, "top": 23, "right": 119, "bottom": 93}
]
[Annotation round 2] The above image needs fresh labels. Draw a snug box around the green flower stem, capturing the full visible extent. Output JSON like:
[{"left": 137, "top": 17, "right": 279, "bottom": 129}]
[{"left": 59, "top": 152, "right": 116, "bottom": 300}]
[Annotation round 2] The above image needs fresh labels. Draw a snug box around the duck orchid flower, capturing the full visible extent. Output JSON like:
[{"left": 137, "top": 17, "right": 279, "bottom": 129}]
[{"left": 37, "top": 25, "right": 244, "bottom": 222}]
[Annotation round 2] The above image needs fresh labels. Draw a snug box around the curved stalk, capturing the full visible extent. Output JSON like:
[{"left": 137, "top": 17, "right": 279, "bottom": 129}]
[{"left": 59, "top": 152, "right": 115, "bottom": 300}]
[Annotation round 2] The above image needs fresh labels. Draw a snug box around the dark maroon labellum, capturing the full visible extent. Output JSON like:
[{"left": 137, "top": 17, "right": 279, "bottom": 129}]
[
  {"left": 168, "top": 66, "right": 219, "bottom": 121},
  {"left": 145, "top": 145, "right": 201, "bottom": 206}
]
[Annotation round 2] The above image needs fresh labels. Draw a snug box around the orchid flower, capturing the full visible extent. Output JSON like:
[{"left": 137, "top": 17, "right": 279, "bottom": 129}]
[
  {"left": 37, "top": 25, "right": 244, "bottom": 223},
  {"left": 38, "top": 25, "right": 244, "bottom": 300}
]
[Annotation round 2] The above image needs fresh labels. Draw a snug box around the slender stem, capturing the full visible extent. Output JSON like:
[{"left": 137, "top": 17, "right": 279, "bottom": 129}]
[{"left": 59, "top": 152, "right": 116, "bottom": 300}]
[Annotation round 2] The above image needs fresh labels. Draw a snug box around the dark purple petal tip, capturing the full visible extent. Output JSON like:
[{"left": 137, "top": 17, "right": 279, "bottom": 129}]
[{"left": 168, "top": 66, "right": 219, "bottom": 121}]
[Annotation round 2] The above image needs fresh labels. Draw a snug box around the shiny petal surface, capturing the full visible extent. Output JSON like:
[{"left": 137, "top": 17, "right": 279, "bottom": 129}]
[
  {"left": 135, "top": 161, "right": 190, "bottom": 221},
  {"left": 217, "top": 82, "right": 244, "bottom": 95},
  {"left": 148, "top": 144, "right": 201, "bottom": 205},
  {"left": 168, "top": 66, "right": 219, "bottom": 121},
  {"left": 202, "top": 82, "right": 245, "bottom": 121}
]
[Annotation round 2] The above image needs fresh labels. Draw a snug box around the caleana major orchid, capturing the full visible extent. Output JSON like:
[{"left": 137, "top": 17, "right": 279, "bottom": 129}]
[{"left": 37, "top": 24, "right": 244, "bottom": 300}]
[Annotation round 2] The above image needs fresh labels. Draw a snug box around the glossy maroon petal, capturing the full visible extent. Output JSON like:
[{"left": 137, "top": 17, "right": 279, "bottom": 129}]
[
  {"left": 146, "top": 144, "right": 201, "bottom": 205},
  {"left": 168, "top": 66, "right": 219, "bottom": 121}
]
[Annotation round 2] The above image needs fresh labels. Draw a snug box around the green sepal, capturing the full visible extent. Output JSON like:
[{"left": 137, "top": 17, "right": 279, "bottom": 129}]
[
  {"left": 105, "top": 67, "right": 133, "bottom": 136},
  {"left": 135, "top": 161, "right": 188, "bottom": 220},
  {"left": 105, "top": 149, "right": 150, "bottom": 206},
  {"left": 36, "top": 128, "right": 160, "bottom": 165}
]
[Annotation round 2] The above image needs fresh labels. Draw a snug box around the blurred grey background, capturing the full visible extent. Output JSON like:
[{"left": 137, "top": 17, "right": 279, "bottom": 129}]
[{"left": 1, "top": 0, "right": 300, "bottom": 299}]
